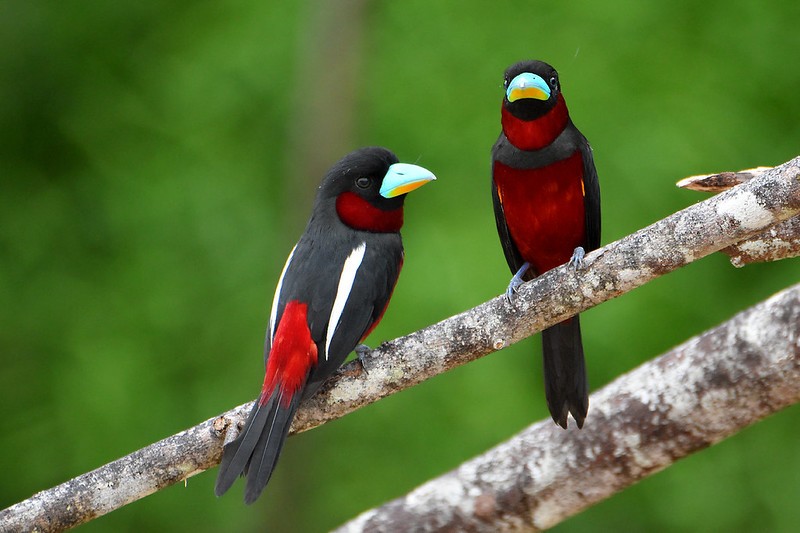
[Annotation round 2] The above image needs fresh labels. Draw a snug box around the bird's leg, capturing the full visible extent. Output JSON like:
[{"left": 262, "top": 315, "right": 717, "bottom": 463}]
[
  {"left": 354, "top": 344, "right": 371, "bottom": 375},
  {"left": 568, "top": 246, "right": 586, "bottom": 270},
  {"left": 505, "top": 262, "right": 530, "bottom": 302}
]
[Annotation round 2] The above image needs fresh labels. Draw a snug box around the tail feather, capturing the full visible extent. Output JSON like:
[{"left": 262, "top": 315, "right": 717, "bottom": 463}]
[
  {"left": 244, "top": 393, "right": 301, "bottom": 504},
  {"left": 541, "top": 316, "right": 588, "bottom": 429},
  {"left": 215, "top": 391, "right": 300, "bottom": 503},
  {"left": 215, "top": 402, "right": 267, "bottom": 497}
]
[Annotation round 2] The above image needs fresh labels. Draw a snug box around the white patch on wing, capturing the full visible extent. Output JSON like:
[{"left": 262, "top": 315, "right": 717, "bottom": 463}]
[
  {"left": 269, "top": 245, "right": 297, "bottom": 343},
  {"left": 325, "top": 242, "right": 367, "bottom": 360}
]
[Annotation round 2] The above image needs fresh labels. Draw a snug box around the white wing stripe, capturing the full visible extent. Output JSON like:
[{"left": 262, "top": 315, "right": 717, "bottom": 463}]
[
  {"left": 325, "top": 242, "right": 367, "bottom": 360},
  {"left": 269, "top": 244, "right": 297, "bottom": 343}
]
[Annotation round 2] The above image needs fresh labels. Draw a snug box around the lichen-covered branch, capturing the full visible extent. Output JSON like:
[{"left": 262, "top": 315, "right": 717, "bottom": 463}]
[
  {"left": 723, "top": 216, "right": 800, "bottom": 266},
  {"left": 677, "top": 164, "right": 800, "bottom": 265},
  {"left": 1, "top": 156, "right": 799, "bottom": 532},
  {"left": 336, "top": 282, "right": 800, "bottom": 533},
  {"left": 0, "top": 403, "right": 252, "bottom": 532},
  {"left": 292, "top": 155, "right": 800, "bottom": 433}
]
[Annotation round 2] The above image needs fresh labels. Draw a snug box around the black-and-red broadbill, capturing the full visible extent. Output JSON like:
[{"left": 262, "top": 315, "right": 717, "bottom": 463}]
[
  {"left": 491, "top": 60, "right": 601, "bottom": 429},
  {"left": 215, "top": 147, "right": 435, "bottom": 503}
]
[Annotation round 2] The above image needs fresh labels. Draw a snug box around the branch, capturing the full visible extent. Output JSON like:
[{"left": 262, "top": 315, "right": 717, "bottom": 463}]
[
  {"left": 2, "top": 156, "right": 799, "bottom": 531},
  {"left": 292, "top": 155, "right": 800, "bottom": 433},
  {"left": 676, "top": 166, "right": 772, "bottom": 192},
  {"left": 723, "top": 216, "right": 800, "bottom": 266},
  {"left": 678, "top": 165, "right": 800, "bottom": 265},
  {"left": 336, "top": 282, "right": 800, "bottom": 532}
]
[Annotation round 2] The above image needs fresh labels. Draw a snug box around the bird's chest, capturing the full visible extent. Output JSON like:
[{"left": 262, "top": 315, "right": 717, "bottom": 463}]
[{"left": 493, "top": 150, "right": 586, "bottom": 274}]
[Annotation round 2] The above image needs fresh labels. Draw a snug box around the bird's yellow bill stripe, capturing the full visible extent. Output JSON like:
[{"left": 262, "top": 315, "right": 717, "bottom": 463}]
[
  {"left": 507, "top": 86, "right": 549, "bottom": 102},
  {"left": 385, "top": 179, "right": 428, "bottom": 198}
]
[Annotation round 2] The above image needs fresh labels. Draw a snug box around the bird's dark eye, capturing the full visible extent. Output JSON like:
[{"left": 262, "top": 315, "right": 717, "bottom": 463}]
[
  {"left": 503, "top": 77, "right": 509, "bottom": 88},
  {"left": 356, "top": 177, "right": 371, "bottom": 189},
  {"left": 549, "top": 76, "right": 558, "bottom": 88}
]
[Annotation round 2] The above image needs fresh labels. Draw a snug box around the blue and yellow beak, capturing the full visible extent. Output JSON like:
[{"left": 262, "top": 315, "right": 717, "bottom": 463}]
[
  {"left": 380, "top": 163, "right": 436, "bottom": 199},
  {"left": 506, "top": 72, "right": 551, "bottom": 102}
]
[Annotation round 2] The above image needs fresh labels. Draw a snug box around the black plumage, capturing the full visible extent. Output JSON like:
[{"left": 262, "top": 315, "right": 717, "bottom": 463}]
[{"left": 216, "top": 147, "right": 434, "bottom": 503}]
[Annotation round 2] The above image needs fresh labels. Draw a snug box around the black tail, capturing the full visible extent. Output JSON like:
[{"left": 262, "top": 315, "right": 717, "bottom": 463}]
[
  {"left": 541, "top": 316, "right": 588, "bottom": 429},
  {"left": 215, "top": 392, "right": 301, "bottom": 504}
]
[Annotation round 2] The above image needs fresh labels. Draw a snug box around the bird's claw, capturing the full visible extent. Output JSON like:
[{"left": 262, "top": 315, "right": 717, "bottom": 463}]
[
  {"left": 505, "top": 278, "right": 523, "bottom": 303},
  {"left": 354, "top": 344, "right": 371, "bottom": 375},
  {"left": 568, "top": 247, "right": 585, "bottom": 271},
  {"left": 504, "top": 262, "right": 530, "bottom": 303}
]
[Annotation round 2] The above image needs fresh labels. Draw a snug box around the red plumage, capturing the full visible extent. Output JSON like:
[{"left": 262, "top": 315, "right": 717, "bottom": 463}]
[
  {"left": 260, "top": 300, "right": 317, "bottom": 407},
  {"left": 493, "top": 151, "right": 586, "bottom": 274},
  {"left": 336, "top": 191, "right": 404, "bottom": 233},
  {"left": 491, "top": 60, "right": 601, "bottom": 429},
  {"left": 215, "top": 146, "right": 434, "bottom": 504},
  {"left": 500, "top": 93, "right": 570, "bottom": 151}
]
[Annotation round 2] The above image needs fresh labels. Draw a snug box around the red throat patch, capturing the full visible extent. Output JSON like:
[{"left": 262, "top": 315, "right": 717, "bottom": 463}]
[
  {"left": 502, "top": 93, "right": 570, "bottom": 151},
  {"left": 336, "top": 192, "right": 404, "bottom": 233},
  {"left": 261, "top": 300, "right": 318, "bottom": 407}
]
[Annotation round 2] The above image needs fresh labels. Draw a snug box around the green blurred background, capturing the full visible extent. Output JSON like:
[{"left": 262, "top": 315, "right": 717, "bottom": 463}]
[{"left": 2, "top": 0, "right": 798, "bottom": 531}]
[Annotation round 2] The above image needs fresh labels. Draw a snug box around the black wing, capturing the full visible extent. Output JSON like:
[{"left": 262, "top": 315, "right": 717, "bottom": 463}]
[
  {"left": 579, "top": 137, "right": 601, "bottom": 252},
  {"left": 308, "top": 234, "right": 402, "bottom": 386},
  {"left": 265, "top": 231, "right": 403, "bottom": 398}
]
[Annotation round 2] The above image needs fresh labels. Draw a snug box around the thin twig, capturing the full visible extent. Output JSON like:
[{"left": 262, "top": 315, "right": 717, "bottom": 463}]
[{"left": 677, "top": 164, "right": 800, "bottom": 265}]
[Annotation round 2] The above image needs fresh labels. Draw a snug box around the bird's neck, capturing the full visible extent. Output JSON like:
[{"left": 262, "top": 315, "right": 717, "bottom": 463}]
[
  {"left": 335, "top": 192, "right": 404, "bottom": 233},
  {"left": 501, "top": 94, "right": 570, "bottom": 151}
]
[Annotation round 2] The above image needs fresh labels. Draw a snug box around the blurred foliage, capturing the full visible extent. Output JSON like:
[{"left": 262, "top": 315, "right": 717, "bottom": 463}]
[{"left": 1, "top": 0, "right": 799, "bottom": 531}]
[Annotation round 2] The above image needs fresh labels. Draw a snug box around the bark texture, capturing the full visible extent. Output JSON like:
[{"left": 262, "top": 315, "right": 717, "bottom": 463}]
[
  {"left": 677, "top": 165, "right": 800, "bottom": 265},
  {"left": 336, "top": 283, "right": 800, "bottom": 532},
  {"left": 1, "top": 156, "right": 799, "bottom": 532}
]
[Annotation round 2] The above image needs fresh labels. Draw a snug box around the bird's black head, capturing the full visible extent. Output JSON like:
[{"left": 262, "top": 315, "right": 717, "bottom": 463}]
[
  {"left": 316, "top": 147, "right": 436, "bottom": 233},
  {"left": 320, "top": 147, "right": 400, "bottom": 209},
  {"left": 502, "top": 60, "right": 561, "bottom": 121}
]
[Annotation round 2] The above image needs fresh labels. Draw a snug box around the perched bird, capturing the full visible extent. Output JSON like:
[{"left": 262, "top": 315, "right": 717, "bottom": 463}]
[
  {"left": 216, "top": 147, "right": 435, "bottom": 503},
  {"left": 491, "top": 60, "right": 601, "bottom": 429}
]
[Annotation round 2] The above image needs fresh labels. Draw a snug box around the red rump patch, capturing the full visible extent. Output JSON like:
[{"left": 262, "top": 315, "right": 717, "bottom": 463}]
[
  {"left": 261, "top": 300, "right": 318, "bottom": 407},
  {"left": 502, "top": 93, "right": 570, "bottom": 151},
  {"left": 336, "top": 192, "right": 404, "bottom": 233}
]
